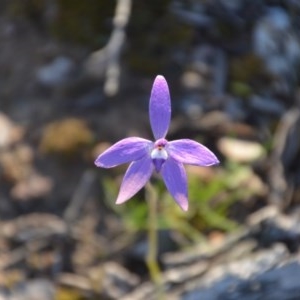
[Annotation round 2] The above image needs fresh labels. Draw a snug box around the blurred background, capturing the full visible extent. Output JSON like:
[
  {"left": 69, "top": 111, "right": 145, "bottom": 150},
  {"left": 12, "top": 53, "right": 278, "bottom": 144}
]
[{"left": 0, "top": 0, "right": 300, "bottom": 299}]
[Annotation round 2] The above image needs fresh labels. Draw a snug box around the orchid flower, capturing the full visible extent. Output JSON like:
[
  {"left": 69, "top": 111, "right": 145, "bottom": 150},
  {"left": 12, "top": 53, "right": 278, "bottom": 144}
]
[{"left": 95, "top": 75, "right": 219, "bottom": 211}]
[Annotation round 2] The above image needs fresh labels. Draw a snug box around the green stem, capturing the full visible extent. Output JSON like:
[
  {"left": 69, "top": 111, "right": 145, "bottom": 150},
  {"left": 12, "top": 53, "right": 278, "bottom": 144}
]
[{"left": 145, "top": 182, "right": 164, "bottom": 299}]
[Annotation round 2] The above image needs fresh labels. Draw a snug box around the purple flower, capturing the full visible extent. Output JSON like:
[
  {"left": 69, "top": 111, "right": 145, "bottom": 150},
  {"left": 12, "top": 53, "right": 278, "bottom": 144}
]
[{"left": 95, "top": 75, "right": 219, "bottom": 211}]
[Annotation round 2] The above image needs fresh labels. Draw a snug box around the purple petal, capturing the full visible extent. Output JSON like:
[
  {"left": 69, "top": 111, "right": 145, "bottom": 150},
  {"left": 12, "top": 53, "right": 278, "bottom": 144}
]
[
  {"left": 95, "top": 137, "right": 152, "bottom": 168},
  {"left": 116, "top": 156, "right": 154, "bottom": 204},
  {"left": 161, "top": 158, "right": 188, "bottom": 211},
  {"left": 149, "top": 75, "right": 171, "bottom": 140},
  {"left": 168, "top": 139, "right": 219, "bottom": 166}
]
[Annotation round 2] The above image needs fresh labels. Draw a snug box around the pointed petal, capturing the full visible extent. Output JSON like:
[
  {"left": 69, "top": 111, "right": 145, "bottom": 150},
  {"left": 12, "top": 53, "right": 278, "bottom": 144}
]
[
  {"left": 116, "top": 156, "right": 154, "bottom": 204},
  {"left": 168, "top": 139, "right": 219, "bottom": 166},
  {"left": 161, "top": 158, "right": 188, "bottom": 211},
  {"left": 95, "top": 137, "right": 152, "bottom": 168},
  {"left": 149, "top": 75, "right": 171, "bottom": 140}
]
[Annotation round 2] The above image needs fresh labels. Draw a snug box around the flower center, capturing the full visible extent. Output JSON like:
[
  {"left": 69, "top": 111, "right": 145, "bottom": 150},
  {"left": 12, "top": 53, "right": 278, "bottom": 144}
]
[{"left": 150, "top": 139, "right": 168, "bottom": 172}]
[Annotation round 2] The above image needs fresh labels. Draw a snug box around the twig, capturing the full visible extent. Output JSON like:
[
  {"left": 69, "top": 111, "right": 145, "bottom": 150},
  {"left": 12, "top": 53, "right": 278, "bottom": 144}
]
[
  {"left": 269, "top": 108, "right": 300, "bottom": 206},
  {"left": 63, "top": 169, "right": 96, "bottom": 226},
  {"left": 85, "top": 0, "right": 132, "bottom": 97}
]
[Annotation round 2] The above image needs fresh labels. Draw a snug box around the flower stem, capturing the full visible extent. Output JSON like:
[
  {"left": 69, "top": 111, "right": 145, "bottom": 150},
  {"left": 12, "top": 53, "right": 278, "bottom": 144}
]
[{"left": 145, "top": 182, "right": 164, "bottom": 299}]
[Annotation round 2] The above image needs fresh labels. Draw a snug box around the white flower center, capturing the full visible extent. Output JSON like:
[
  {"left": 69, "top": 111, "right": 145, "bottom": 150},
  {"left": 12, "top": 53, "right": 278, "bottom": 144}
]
[
  {"left": 150, "top": 147, "right": 168, "bottom": 160},
  {"left": 150, "top": 138, "right": 169, "bottom": 172}
]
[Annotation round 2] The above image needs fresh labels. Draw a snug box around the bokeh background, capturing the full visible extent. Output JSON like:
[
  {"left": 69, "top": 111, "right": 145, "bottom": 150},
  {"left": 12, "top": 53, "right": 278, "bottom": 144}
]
[{"left": 1, "top": 0, "right": 300, "bottom": 299}]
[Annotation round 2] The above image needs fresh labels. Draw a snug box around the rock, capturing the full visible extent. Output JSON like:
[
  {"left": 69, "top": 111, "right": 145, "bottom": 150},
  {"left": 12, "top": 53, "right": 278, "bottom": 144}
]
[
  {"left": 57, "top": 273, "right": 92, "bottom": 293},
  {"left": 0, "top": 144, "right": 34, "bottom": 182},
  {"left": 36, "top": 56, "right": 75, "bottom": 87},
  {"left": 0, "top": 213, "right": 67, "bottom": 242},
  {"left": 223, "top": 97, "right": 246, "bottom": 121},
  {"left": 114, "top": 205, "right": 300, "bottom": 299},
  {"left": 169, "top": 1, "right": 213, "bottom": 28},
  {"left": 248, "top": 206, "right": 300, "bottom": 252},
  {"left": 181, "top": 70, "right": 207, "bottom": 91},
  {"left": 5, "top": 279, "right": 55, "bottom": 300},
  {"left": 103, "top": 262, "right": 140, "bottom": 299},
  {"left": 181, "top": 45, "right": 227, "bottom": 98},
  {"left": 39, "top": 118, "right": 94, "bottom": 156},
  {"left": 10, "top": 173, "right": 53, "bottom": 201},
  {"left": 287, "top": 0, "right": 300, "bottom": 11},
  {"left": 179, "top": 94, "right": 204, "bottom": 119},
  {"left": 0, "top": 113, "right": 24, "bottom": 149},
  {"left": 249, "top": 95, "right": 286, "bottom": 116},
  {"left": 183, "top": 255, "right": 300, "bottom": 300},
  {"left": 57, "top": 262, "right": 140, "bottom": 299},
  {"left": 217, "top": 137, "right": 265, "bottom": 162},
  {"left": 253, "top": 7, "right": 300, "bottom": 92}
]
